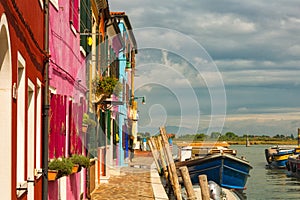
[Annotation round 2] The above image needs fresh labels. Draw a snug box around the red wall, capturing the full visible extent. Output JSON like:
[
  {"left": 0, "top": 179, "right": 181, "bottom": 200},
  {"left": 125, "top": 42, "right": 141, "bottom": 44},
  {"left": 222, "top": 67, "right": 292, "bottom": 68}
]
[{"left": 0, "top": 0, "right": 44, "bottom": 199}]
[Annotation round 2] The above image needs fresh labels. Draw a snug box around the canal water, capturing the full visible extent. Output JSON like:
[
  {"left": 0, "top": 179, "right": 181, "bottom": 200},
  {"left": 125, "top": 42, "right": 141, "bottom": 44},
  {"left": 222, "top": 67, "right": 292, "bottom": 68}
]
[
  {"left": 173, "top": 144, "right": 300, "bottom": 199},
  {"left": 233, "top": 145, "right": 300, "bottom": 200}
]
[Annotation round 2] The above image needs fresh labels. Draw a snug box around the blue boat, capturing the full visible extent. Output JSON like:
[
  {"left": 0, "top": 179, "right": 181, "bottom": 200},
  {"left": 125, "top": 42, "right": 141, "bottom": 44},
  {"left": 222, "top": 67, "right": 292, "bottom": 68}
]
[
  {"left": 176, "top": 153, "right": 252, "bottom": 190},
  {"left": 265, "top": 146, "right": 295, "bottom": 168}
]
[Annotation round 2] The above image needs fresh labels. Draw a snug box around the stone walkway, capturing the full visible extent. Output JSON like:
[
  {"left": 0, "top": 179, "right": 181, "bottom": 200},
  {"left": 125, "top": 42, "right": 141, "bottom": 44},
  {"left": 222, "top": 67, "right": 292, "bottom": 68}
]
[{"left": 91, "top": 153, "right": 159, "bottom": 200}]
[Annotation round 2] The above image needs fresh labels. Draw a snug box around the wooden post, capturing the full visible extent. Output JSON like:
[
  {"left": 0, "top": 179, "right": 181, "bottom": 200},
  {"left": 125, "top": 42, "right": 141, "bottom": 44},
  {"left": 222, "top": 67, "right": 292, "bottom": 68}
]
[
  {"left": 148, "top": 139, "right": 162, "bottom": 174},
  {"left": 198, "top": 175, "right": 210, "bottom": 200},
  {"left": 298, "top": 128, "right": 300, "bottom": 146},
  {"left": 152, "top": 137, "right": 168, "bottom": 179},
  {"left": 160, "top": 127, "right": 182, "bottom": 200},
  {"left": 179, "top": 166, "right": 197, "bottom": 200},
  {"left": 158, "top": 136, "right": 172, "bottom": 182}
]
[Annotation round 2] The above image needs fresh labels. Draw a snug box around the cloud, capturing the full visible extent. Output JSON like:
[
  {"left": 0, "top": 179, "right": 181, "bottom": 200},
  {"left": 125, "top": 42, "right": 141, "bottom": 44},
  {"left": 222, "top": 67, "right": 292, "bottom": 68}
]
[
  {"left": 195, "top": 14, "right": 256, "bottom": 34},
  {"left": 237, "top": 107, "right": 249, "bottom": 113},
  {"left": 109, "top": 0, "right": 300, "bottom": 135},
  {"left": 222, "top": 69, "right": 300, "bottom": 86}
]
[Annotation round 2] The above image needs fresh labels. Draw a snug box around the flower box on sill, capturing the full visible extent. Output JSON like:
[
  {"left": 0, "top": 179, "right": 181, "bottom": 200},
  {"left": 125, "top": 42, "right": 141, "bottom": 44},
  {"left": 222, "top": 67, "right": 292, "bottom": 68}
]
[
  {"left": 72, "top": 164, "right": 80, "bottom": 174},
  {"left": 48, "top": 157, "right": 73, "bottom": 179},
  {"left": 82, "top": 124, "right": 88, "bottom": 133},
  {"left": 69, "top": 154, "right": 90, "bottom": 169},
  {"left": 48, "top": 170, "right": 58, "bottom": 181}
]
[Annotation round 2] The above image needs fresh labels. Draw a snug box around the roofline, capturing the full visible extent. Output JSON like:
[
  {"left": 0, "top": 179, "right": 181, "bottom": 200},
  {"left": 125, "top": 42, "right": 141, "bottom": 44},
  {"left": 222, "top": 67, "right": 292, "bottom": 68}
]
[{"left": 110, "top": 13, "right": 137, "bottom": 54}]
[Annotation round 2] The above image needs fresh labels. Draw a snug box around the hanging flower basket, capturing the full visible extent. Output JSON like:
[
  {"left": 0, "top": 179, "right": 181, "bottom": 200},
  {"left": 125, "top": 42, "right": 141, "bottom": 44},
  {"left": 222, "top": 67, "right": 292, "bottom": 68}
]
[
  {"left": 92, "top": 76, "right": 122, "bottom": 98},
  {"left": 82, "top": 113, "right": 96, "bottom": 133},
  {"left": 48, "top": 170, "right": 58, "bottom": 181}
]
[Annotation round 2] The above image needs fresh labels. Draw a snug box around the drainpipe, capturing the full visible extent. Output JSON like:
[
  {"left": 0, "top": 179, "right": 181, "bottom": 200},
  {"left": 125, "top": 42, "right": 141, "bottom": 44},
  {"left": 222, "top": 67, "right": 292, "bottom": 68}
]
[
  {"left": 130, "top": 51, "right": 137, "bottom": 145},
  {"left": 42, "top": 0, "right": 50, "bottom": 199}
]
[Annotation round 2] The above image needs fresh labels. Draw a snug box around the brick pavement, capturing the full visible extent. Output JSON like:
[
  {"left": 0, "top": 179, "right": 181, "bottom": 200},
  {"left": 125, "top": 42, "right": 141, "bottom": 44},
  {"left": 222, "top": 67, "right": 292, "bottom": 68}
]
[{"left": 91, "top": 153, "right": 159, "bottom": 200}]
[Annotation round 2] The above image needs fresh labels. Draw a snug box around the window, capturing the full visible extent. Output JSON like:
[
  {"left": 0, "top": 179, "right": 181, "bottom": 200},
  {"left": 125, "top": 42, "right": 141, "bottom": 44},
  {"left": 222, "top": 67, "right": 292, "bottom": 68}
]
[
  {"left": 27, "top": 79, "right": 35, "bottom": 200},
  {"left": 17, "top": 52, "right": 25, "bottom": 185},
  {"left": 36, "top": 79, "right": 42, "bottom": 170},
  {"left": 69, "top": 0, "right": 79, "bottom": 32}
]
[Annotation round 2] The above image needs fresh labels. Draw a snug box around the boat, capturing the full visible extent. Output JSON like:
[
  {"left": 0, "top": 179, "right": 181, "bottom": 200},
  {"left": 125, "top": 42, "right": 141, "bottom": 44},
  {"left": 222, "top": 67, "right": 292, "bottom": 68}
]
[
  {"left": 177, "top": 144, "right": 236, "bottom": 161},
  {"left": 286, "top": 154, "right": 300, "bottom": 178},
  {"left": 176, "top": 153, "right": 252, "bottom": 190},
  {"left": 246, "top": 135, "right": 251, "bottom": 147},
  {"left": 265, "top": 146, "right": 295, "bottom": 168}
]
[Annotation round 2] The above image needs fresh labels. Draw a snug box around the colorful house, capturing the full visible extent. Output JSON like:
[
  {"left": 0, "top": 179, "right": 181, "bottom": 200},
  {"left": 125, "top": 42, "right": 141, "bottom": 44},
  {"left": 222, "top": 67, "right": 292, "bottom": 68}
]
[
  {"left": 0, "top": 0, "right": 139, "bottom": 199},
  {"left": 0, "top": 0, "right": 45, "bottom": 199},
  {"left": 90, "top": 5, "right": 124, "bottom": 182},
  {"left": 48, "top": 0, "right": 88, "bottom": 199},
  {"left": 80, "top": 0, "right": 139, "bottom": 188},
  {"left": 110, "top": 11, "right": 138, "bottom": 165}
]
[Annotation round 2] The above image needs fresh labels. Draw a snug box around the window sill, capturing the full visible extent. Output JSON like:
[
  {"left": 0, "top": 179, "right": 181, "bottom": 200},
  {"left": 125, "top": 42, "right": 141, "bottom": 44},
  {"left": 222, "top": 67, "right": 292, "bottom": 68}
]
[
  {"left": 50, "top": 0, "right": 59, "bottom": 11},
  {"left": 70, "top": 24, "right": 77, "bottom": 36},
  {"left": 80, "top": 46, "right": 86, "bottom": 57}
]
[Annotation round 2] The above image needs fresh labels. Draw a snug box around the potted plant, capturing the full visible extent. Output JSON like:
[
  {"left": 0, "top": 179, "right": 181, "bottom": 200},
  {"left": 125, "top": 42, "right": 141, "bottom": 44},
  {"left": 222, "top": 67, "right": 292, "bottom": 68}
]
[
  {"left": 92, "top": 76, "right": 122, "bottom": 98},
  {"left": 69, "top": 154, "right": 90, "bottom": 169},
  {"left": 48, "top": 157, "right": 74, "bottom": 180},
  {"left": 48, "top": 170, "right": 58, "bottom": 181},
  {"left": 82, "top": 113, "right": 97, "bottom": 133},
  {"left": 71, "top": 164, "right": 80, "bottom": 174}
]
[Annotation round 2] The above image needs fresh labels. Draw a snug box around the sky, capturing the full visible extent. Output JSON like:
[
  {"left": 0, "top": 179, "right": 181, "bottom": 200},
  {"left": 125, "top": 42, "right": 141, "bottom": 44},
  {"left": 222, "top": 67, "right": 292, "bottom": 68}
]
[{"left": 109, "top": 0, "right": 300, "bottom": 136}]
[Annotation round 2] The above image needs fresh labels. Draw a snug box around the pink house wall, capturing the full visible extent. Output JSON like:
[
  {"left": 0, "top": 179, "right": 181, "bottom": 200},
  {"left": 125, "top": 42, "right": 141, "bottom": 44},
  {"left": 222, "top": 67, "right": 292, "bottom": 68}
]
[
  {"left": 48, "top": 1, "right": 87, "bottom": 199},
  {"left": 49, "top": 0, "right": 86, "bottom": 100}
]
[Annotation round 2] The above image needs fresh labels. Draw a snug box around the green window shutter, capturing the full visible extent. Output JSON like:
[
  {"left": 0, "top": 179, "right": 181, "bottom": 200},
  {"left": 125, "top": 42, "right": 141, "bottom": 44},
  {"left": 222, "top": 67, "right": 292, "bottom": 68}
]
[{"left": 106, "top": 110, "right": 111, "bottom": 144}]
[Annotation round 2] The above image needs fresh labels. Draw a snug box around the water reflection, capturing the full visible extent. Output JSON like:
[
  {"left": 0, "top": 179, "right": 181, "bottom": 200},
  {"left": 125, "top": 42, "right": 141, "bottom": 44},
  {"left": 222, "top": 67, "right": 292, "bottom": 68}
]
[{"left": 234, "top": 145, "right": 300, "bottom": 200}]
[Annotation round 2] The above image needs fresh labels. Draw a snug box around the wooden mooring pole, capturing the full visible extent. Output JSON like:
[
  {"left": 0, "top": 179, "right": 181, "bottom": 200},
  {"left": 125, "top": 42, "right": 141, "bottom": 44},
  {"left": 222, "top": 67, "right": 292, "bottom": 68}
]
[
  {"left": 148, "top": 138, "right": 162, "bottom": 174},
  {"left": 297, "top": 128, "right": 300, "bottom": 146},
  {"left": 198, "top": 175, "right": 210, "bottom": 200},
  {"left": 179, "top": 166, "right": 197, "bottom": 200},
  {"left": 154, "top": 136, "right": 169, "bottom": 179},
  {"left": 160, "top": 127, "right": 182, "bottom": 200}
]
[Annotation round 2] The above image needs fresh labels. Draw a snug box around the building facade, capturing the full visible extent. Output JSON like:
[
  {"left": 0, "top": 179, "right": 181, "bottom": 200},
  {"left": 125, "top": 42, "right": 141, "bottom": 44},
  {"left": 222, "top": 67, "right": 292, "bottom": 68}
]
[
  {"left": 48, "top": 0, "right": 87, "bottom": 199},
  {"left": 0, "top": 0, "right": 45, "bottom": 199},
  {"left": 0, "top": 0, "right": 139, "bottom": 199},
  {"left": 110, "top": 11, "right": 138, "bottom": 166}
]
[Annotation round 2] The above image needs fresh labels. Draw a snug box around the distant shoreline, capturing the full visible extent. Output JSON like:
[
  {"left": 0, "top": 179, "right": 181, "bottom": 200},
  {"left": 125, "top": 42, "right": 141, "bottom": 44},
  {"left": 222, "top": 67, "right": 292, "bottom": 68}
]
[
  {"left": 228, "top": 140, "right": 298, "bottom": 145},
  {"left": 174, "top": 140, "right": 298, "bottom": 146}
]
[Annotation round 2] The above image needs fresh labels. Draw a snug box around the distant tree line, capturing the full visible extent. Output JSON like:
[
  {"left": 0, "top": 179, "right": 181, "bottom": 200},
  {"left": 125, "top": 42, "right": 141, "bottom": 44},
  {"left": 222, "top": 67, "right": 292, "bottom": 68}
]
[{"left": 176, "top": 132, "right": 297, "bottom": 141}]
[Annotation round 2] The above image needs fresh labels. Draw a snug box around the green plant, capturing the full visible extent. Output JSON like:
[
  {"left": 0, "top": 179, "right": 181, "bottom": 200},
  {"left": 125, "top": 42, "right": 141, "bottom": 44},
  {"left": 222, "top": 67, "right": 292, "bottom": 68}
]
[
  {"left": 69, "top": 154, "right": 90, "bottom": 168},
  {"left": 48, "top": 157, "right": 74, "bottom": 178},
  {"left": 92, "top": 76, "right": 122, "bottom": 97},
  {"left": 82, "top": 113, "right": 97, "bottom": 127}
]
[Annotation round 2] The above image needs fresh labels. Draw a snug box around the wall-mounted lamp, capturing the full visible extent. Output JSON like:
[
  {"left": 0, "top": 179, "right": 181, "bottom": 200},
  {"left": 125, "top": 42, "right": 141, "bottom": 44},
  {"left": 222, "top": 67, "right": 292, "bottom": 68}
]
[
  {"left": 87, "top": 36, "right": 93, "bottom": 46},
  {"left": 125, "top": 61, "right": 132, "bottom": 72},
  {"left": 132, "top": 96, "right": 146, "bottom": 105},
  {"left": 118, "top": 57, "right": 132, "bottom": 73}
]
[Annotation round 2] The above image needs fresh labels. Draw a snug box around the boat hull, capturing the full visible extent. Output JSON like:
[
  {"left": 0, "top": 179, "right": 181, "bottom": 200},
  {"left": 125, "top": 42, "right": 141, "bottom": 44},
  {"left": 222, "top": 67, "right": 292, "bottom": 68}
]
[
  {"left": 176, "top": 153, "right": 252, "bottom": 190},
  {"left": 270, "top": 154, "right": 293, "bottom": 168},
  {"left": 265, "top": 147, "right": 294, "bottom": 168},
  {"left": 286, "top": 155, "right": 300, "bottom": 178}
]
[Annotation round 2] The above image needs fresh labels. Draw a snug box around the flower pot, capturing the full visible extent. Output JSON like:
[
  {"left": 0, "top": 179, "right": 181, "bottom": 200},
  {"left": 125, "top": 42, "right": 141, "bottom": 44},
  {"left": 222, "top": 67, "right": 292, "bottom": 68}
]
[
  {"left": 72, "top": 164, "right": 80, "bottom": 174},
  {"left": 48, "top": 170, "right": 58, "bottom": 181},
  {"left": 82, "top": 124, "right": 88, "bottom": 133}
]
